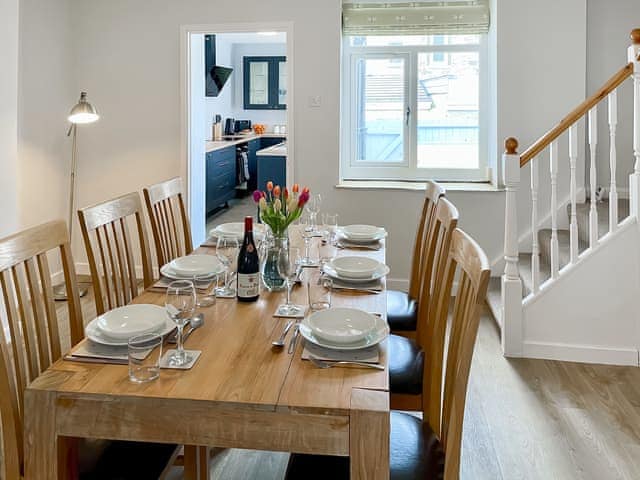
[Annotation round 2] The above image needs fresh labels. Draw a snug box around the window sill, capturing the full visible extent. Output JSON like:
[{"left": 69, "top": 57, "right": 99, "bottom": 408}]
[{"left": 335, "top": 180, "right": 503, "bottom": 193}]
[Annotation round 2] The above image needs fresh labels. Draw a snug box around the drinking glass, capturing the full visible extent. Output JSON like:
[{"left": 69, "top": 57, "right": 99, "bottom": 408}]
[
  {"left": 193, "top": 272, "right": 217, "bottom": 307},
  {"left": 307, "top": 270, "right": 332, "bottom": 312},
  {"left": 165, "top": 280, "right": 196, "bottom": 366},
  {"left": 322, "top": 213, "right": 339, "bottom": 245},
  {"left": 128, "top": 333, "right": 162, "bottom": 383},
  {"left": 215, "top": 236, "right": 239, "bottom": 296},
  {"left": 276, "top": 246, "right": 303, "bottom": 316},
  {"left": 298, "top": 215, "right": 315, "bottom": 266},
  {"left": 307, "top": 194, "right": 323, "bottom": 231}
]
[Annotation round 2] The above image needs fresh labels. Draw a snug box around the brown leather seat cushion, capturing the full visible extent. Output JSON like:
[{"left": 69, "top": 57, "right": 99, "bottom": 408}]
[
  {"left": 285, "top": 411, "right": 444, "bottom": 480},
  {"left": 389, "top": 334, "right": 424, "bottom": 395},
  {"left": 79, "top": 440, "right": 178, "bottom": 479},
  {"left": 387, "top": 290, "right": 418, "bottom": 331}
]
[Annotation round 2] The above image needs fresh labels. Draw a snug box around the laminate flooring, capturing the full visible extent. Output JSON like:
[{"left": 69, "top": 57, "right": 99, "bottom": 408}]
[{"left": 50, "top": 289, "right": 640, "bottom": 479}]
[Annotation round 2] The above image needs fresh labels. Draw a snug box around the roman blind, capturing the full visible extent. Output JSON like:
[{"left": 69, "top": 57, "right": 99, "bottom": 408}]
[{"left": 342, "top": 1, "right": 490, "bottom": 36}]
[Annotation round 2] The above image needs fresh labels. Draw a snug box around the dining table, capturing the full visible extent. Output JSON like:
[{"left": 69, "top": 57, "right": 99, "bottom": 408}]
[{"left": 24, "top": 225, "right": 390, "bottom": 480}]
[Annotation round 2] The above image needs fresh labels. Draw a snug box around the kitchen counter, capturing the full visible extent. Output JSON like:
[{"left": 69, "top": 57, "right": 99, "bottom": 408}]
[
  {"left": 205, "top": 133, "right": 286, "bottom": 153},
  {"left": 256, "top": 142, "right": 287, "bottom": 157}
]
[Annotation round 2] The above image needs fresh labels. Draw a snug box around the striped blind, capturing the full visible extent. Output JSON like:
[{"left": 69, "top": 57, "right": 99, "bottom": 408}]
[{"left": 342, "top": 1, "right": 490, "bottom": 36}]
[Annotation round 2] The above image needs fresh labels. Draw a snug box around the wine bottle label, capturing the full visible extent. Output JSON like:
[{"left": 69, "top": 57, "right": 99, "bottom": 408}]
[{"left": 237, "top": 273, "right": 260, "bottom": 298}]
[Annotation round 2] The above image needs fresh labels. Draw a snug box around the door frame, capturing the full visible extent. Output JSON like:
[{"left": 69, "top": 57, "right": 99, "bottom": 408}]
[{"left": 180, "top": 21, "right": 295, "bottom": 246}]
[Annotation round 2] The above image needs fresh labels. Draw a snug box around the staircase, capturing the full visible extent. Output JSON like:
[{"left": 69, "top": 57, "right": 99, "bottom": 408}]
[{"left": 491, "top": 29, "right": 640, "bottom": 366}]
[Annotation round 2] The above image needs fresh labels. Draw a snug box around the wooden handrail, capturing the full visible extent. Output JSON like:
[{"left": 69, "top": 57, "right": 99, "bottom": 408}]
[{"left": 519, "top": 62, "right": 633, "bottom": 167}]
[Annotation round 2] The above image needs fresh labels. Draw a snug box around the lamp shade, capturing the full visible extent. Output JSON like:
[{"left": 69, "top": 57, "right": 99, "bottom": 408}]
[{"left": 68, "top": 92, "right": 99, "bottom": 124}]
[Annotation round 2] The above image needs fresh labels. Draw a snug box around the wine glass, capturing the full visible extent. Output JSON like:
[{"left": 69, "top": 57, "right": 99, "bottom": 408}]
[
  {"left": 215, "top": 236, "right": 239, "bottom": 296},
  {"left": 276, "top": 246, "right": 303, "bottom": 316},
  {"left": 165, "top": 280, "right": 196, "bottom": 367},
  {"left": 307, "top": 194, "right": 322, "bottom": 231},
  {"left": 298, "top": 215, "right": 314, "bottom": 266}
]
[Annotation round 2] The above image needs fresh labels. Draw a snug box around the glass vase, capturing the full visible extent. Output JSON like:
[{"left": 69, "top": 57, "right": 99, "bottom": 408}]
[{"left": 261, "top": 230, "right": 288, "bottom": 292}]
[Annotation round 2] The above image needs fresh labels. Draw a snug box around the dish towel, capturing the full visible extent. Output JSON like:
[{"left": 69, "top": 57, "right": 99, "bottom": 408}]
[{"left": 242, "top": 151, "right": 250, "bottom": 180}]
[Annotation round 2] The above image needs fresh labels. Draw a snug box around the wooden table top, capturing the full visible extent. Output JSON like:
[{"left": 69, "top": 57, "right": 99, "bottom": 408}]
[{"left": 30, "top": 227, "right": 388, "bottom": 417}]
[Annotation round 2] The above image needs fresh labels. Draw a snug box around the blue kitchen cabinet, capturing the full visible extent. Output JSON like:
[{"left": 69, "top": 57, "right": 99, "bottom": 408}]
[
  {"left": 257, "top": 155, "right": 286, "bottom": 192},
  {"left": 259, "top": 136, "right": 286, "bottom": 149},
  {"left": 206, "top": 145, "right": 236, "bottom": 215}
]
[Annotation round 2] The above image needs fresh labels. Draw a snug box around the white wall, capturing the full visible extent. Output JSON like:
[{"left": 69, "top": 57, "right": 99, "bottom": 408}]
[
  {"left": 587, "top": 0, "right": 637, "bottom": 193},
  {"left": 0, "top": 0, "right": 20, "bottom": 237},
  {"left": 18, "top": 0, "right": 75, "bottom": 233},
  {"left": 61, "top": 0, "right": 590, "bottom": 284}
]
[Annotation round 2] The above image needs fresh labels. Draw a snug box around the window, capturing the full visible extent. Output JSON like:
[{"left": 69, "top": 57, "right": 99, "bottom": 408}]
[{"left": 342, "top": 34, "right": 488, "bottom": 182}]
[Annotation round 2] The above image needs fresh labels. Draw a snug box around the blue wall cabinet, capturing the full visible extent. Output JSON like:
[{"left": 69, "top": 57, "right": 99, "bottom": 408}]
[{"left": 243, "top": 56, "right": 286, "bottom": 110}]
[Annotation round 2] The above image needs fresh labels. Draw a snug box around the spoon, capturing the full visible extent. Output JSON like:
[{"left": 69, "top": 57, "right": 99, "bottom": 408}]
[
  {"left": 272, "top": 320, "right": 295, "bottom": 350},
  {"left": 169, "top": 313, "right": 204, "bottom": 344}
]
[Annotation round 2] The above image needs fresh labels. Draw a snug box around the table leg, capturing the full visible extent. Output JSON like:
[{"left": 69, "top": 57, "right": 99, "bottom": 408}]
[
  {"left": 349, "top": 388, "right": 390, "bottom": 480},
  {"left": 184, "top": 445, "right": 211, "bottom": 480},
  {"left": 24, "top": 388, "right": 68, "bottom": 479}
]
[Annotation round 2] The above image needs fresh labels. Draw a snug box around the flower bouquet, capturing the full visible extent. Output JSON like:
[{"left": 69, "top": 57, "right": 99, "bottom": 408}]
[{"left": 253, "top": 182, "right": 310, "bottom": 237}]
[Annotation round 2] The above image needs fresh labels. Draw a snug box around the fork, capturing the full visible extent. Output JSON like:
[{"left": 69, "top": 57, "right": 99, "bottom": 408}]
[{"left": 309, "top": 355, "right": 385, "bottom": 370}]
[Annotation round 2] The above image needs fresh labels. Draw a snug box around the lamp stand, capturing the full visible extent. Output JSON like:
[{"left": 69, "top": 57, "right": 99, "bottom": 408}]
[{"left": 54, "top": 124, "right": 89, "bottom": 300}]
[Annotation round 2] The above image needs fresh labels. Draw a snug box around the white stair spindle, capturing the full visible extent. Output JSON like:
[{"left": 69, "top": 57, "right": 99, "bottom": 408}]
[
  {"left": 549, "top": 141, "right": 559, "bottom": 278},
  {"left": 608, "top": 90, "right": 618, "bottom": 233},
  {"left": 569, "top": 124, "right": 579, "bottom": 263},
  {"left": 530, "top": 156, "right": 540, "bottom": 292},
  {"left": 588, "top": 106, "right": 599, "bottom": 247},
  {"left": 629, "top": 32, "right": 640, "bottom": 219},
  {"left": 501, "top": 138, "right": 523, "bottom": 357}
]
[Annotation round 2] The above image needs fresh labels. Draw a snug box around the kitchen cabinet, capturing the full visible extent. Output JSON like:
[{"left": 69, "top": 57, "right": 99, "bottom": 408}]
[
  {"left": 243, "top": 56, "right": 286, "bottom": 110},
  {"left": 206, "top": 145, "right": 236, "bottom": 215},
  {"left": 247, "top": 139, "right": 260, "bottom": 192},
  {"left": 259, "top": 136, "right": 286, "bottom": 149},
  {"left": 257, "top": 155, "right": 286, "bottom": 192}
]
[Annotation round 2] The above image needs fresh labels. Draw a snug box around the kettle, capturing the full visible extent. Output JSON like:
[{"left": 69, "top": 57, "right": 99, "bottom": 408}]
[{"left": 224, "top": 118, "right": 235, "bottom": 136}]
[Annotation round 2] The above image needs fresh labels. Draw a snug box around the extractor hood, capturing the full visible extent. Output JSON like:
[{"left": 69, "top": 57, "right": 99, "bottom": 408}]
[{"left": 205, "top": 34, "right": 233, "bottom": 97}]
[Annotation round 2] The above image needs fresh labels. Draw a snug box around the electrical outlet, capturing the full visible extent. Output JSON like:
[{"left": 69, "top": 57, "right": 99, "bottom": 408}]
[{"left": 309, "top": 95, "right": 322, "bottom": 107}]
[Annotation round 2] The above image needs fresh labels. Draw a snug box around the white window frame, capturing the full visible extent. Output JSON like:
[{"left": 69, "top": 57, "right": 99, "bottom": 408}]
[{"left": 341, "top": 36, "right": 489, "bottom": 182}]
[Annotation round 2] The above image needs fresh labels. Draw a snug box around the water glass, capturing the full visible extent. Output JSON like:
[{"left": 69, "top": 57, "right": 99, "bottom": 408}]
[
  {"left": 193, "top": 272, "right": 217, "bottom": 307},
  {"left": 322, "top": 213, "right": 339, "bottom": 244},
  {"left": 307, "top": 271, "right": 332, "bottom": 312},
  {"left": 128, "top": 333, "right": 162, "bottom": 383}
]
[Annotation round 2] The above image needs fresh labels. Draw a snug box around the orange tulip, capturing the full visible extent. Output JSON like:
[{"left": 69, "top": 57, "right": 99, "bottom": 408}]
[
  {"left": 284, "top": 187, "right": 289, "bottom": 199},
  {"left": 266, "top": 181, "right": 273, "bottom": 192},
  {"left": 292, "top": 183, "right": 299, "bottom": 193},
  {"left": 302, "top": 186, "right": 310, "bottom": 194},
  {"left": 273, "top": 185, "right": 281, "bottom": 198}
]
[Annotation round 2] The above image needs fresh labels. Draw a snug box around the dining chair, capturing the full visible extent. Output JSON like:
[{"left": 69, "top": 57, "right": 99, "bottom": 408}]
[
  {"left": 285, "top": 227, "right": 491, "bottom": 480},
  {"left": 143, "top": 177, "right": 193, "bottom": 268},
  {"left": 389, "top": 196, "right": 458, "bottom": 411},
  {"left": 387, "top": 181, "right": 445, "bottom": 333},
  {"left": 78, "top": 192, "right": 154, "bottom": 316},
  {"left": 0, "top": 220, "right": 181, "bottom": 479}
]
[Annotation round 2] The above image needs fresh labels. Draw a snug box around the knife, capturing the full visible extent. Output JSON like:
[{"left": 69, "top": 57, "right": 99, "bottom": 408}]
[{"left": 288, "top": 324, "right": 300, "bottom": 354}]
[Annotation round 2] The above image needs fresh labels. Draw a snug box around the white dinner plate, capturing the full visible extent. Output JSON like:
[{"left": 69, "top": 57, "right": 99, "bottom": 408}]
[
  {"left": 307, "top": 308, "right": 377, "bottom": 344},
  {"left": 210, "top": 222, "right": 266, "bottom": 240},
  {"left": 169, "top": 255, "right": 224, "bottom": 277},
  {"left": 329, "top": 256, "right": 381, "bottom": 279},
  {"left": 87, "top": 307, "right": 174, "bottom": 346},
  {"left": 322, "top": 262, "right": 390, "bottom": 283},
  {"left": 300, "top": 312, "right": 389, "bottom": 350},
  {"left": 160, "top": 263, "right": 223, "bottom": 281},
  {"left": 96, "top": 304, "right": 167, "bottom": 340},
  {"left": 339, "top": 224, "right": 386, "bottom": 242}
]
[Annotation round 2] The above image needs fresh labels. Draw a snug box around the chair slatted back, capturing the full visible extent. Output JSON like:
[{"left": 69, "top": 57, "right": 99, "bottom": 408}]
[
  {"left": 143, "top": 177, "right": 193, "bottom": 268},
  {"left": 0, "top": 220, "right": 83, "bottom": 479},
  {"left": 408, "top": 181, "right": 445, "bottom": 300},
  {"left": 78, "top": 192, "right": 153, "bottom": 316},
  {"left": 423, "top": 228, "right": 490, "bottom": 480}
]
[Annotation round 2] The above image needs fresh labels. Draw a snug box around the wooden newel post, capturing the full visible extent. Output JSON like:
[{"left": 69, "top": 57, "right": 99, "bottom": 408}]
[
  {"left": 629, "top": 29, "right": 640, "bottom": 218},
  {"left": 501, "top": 137, "right": 523, "bottom": 357}
]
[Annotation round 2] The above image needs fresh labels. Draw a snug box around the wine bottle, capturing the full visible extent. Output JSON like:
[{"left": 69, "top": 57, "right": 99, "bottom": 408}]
[{"left": 237, "top": 216, "right": 260, "bottom": 302}]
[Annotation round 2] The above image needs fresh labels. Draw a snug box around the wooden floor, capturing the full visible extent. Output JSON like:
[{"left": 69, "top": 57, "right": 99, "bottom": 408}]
[{"left": 52, "top": 290, "right": 640, "bottom": 479}]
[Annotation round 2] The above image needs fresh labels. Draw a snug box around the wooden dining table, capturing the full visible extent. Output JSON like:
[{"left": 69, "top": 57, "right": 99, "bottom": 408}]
[{"left": 24, "top": 227, "right": 390, "bottom": 479}]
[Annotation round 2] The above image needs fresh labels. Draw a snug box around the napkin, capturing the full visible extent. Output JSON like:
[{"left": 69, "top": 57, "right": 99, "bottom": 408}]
[
  {"left": 149, "top": 276, "right": 216, "bottom": 292},
  {"left": 301, "top": 341, "right": 380, "bottom": 363},
  {"left": 64, "top": 341, "right": 131, "bottom": 365},
  {"left": 336, "top": 239, "right": 382, "bottom": 251},
  {"left": 330, "top": 278, "right": 384, "bottom": 292}
]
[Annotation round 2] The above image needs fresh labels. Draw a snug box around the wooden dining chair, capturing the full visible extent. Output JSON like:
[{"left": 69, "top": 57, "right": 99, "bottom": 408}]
[
  {"left": 387, "top": 181, "right": 445, "bottom": 333},
  {"left": 78, "top": 192, "right": 154, "bottom": 316},
  {"left": 285, "top": 228, "right": 491, "bottom": 480},
  {"left": 0, "top": 221, "right": 181, "bottom": 479},
  {"left": 143, "top": 177, "right": 193, "bottom": 268},
  {"left": 389, "top": 196, "right": 458, "bottom": 411}
]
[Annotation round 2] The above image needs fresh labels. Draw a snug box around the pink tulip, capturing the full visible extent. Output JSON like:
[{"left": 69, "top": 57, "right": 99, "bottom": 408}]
[{"left": 252, "top": 190, "right": 262, "bottom": 203}]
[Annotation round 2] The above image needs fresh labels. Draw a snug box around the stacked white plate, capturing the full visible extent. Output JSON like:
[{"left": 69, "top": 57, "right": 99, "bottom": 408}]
[
  {"left": 210, "top": 222, "right": 267, "bottom": 241},
  {"left": 160, "top": 254, "right": 225, "bottom": 280},
  {"left": 337, "top": 224, "right": 387, "bottom": 244},
  {"left": 322, "top": 256, "right": 389, "bottom": 283},
  {"left": 299, "top": 307, "right": 389, "bottom": 350},
  {"left": 86, "top": 304, "right": 173, "bottom": 346}
]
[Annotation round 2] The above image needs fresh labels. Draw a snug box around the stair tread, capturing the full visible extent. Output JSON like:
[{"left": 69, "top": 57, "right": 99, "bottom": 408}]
[
  {"left": 538, "top": 228, "right": 588, "bottom": 271},
  {"left": 572, "top": 198, "right": 629, "bottom": 242}
]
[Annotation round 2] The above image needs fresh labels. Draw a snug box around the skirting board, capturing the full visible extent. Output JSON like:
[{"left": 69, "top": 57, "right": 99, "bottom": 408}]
[{"left": 522, "top": 341, "right": 639, "bottom": 366}]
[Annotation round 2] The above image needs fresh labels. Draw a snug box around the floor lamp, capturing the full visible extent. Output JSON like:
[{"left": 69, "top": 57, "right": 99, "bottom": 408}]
[{"left": 53, "top": 92, "right": 100, "bottom": 300}]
